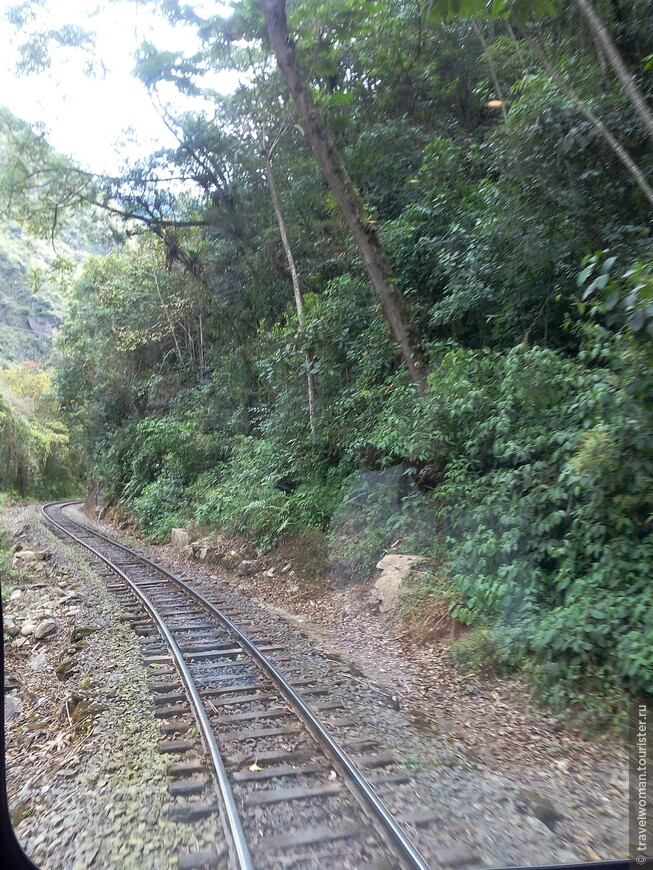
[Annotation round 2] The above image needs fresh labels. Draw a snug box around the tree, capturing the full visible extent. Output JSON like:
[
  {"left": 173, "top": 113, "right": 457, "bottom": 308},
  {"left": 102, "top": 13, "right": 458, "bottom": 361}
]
[
  {"left": 0, "top": 108, "right": 97, "bottom": 240},
  {"left": 260, "top": 0, "right": 427, "bottom": 393},
  {"left": 574, "top": 0, "right": 653, "bottom": 145},
  {"left": 425, "top": 0, "right": 653, "bottom": 207}
]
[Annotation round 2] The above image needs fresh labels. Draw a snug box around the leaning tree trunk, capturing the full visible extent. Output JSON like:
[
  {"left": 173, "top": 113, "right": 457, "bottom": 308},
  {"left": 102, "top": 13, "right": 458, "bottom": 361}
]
[
  {"left": 263, "top": 150, "right": 318, "bottom": 435},
  {"left": 523, "top": 29, "right": 653, "bottom": 209},
  {"left": 260, "top": 0, "right": 427, "bottom": 394},
  {"left": 575, "top": 0, "right": 653, "bottom": 146}
]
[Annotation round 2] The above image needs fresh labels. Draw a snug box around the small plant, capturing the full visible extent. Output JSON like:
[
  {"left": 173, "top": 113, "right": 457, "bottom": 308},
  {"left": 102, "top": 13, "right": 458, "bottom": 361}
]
[
  {"left": 404, "top": 753, "right": 422, "bottom": 773},
  {"left": 448, "top": 628, "right": 503, "bottom": 677}
]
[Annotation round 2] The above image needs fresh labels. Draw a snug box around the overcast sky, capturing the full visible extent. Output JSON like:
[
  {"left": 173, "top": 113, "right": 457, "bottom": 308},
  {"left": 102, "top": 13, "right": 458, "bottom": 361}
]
[{"left": 0, "top": 0, "right": 233, "bottom": 175}]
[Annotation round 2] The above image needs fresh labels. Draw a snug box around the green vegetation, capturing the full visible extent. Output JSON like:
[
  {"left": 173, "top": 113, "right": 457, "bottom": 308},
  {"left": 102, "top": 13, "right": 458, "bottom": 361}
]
[
  {"left": 2, "top": 0, "right": 653, "bottom": 706},
  {"left": 0, "top": 212, "right": 108, "bottom": 367},
  {"left": 0, "top": 364, "right": 81, "bottom": 498},
  {"left": 0, "top": 520, "right": 17, "bottom": 608}
]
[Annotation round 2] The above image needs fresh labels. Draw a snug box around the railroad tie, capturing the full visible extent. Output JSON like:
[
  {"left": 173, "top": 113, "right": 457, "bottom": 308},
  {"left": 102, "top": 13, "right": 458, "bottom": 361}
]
[{"left": 256, "top": 822, "right": 361, "bottom": 851}]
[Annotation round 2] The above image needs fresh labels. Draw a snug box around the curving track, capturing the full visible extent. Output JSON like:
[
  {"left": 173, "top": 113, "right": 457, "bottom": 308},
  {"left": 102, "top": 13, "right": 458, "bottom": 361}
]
[{"left": 42, "top": 501, "right": 432, "bottom": 870}]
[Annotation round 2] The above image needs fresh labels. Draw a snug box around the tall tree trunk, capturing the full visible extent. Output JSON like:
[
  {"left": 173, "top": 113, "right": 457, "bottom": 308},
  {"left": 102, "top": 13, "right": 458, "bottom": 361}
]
[
  {"left": 263, "top": 150, "right": 318, "bottom": 436},
  {"left": 260, "top": 0, "right": 427, "bottom": 394},
  {"left": 575, "top": 0, "right": 653, "bottom": 145},
  {"left": 198, "top": 311, "right": 204, "bottom": 375}
]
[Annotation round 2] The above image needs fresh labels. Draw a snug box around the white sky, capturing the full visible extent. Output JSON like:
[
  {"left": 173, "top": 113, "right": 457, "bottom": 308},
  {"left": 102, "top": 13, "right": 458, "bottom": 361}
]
[{"left": 0, "top": 0, "right": 234, "bottom": 175}]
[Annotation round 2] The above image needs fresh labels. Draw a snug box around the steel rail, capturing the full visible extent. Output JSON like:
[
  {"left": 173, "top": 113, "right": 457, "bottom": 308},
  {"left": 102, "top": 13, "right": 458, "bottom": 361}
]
[
  {"left": 43, "top": 501, "right": 432, "bottom": 870},
  {"left": 41, "top": 501, "right": 254, "bottom": 870}
]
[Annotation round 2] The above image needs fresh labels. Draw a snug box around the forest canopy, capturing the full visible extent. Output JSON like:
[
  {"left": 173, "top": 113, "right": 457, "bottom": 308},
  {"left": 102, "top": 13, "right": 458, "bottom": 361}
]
[{"left": 1, "top": 0, "right": 652, "bottom": 704}]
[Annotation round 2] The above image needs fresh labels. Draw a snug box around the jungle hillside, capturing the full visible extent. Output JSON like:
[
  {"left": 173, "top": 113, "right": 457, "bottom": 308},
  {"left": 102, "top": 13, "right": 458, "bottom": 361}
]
[{"left": 1, "top": 0, "right": 653, "bottom": 711}]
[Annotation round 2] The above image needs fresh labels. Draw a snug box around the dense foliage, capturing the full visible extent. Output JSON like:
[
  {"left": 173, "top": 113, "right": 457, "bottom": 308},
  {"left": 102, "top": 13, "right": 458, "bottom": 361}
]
[
  {"left": 0, "top": 363, "right": 80, "bottom": 498},
  {"left": 3, "top": 0, "right": 653, "bottom": 702}
]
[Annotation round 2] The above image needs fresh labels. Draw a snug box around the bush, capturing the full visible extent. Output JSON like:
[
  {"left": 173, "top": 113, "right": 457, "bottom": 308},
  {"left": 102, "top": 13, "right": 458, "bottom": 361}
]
[
  {"left": 448, "top": 629, "right": 504, "bottom": 677},
  {"left": 191, "top": 435, "right": 343, "bottom": 549},
  {"left": 372, "top": 333, "right": 653, "bottom": 697},
  {"left": 132, "top": 470, "right": 189, "bottom": 541},
  {"left": 327, "top": 465, "right": 439, "bottom": 581}
]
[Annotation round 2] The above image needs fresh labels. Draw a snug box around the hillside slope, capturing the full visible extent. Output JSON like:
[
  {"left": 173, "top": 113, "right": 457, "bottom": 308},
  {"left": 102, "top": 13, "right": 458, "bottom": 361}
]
[{"left": 0, "top": 216, "right": 107, "bottom": 367}]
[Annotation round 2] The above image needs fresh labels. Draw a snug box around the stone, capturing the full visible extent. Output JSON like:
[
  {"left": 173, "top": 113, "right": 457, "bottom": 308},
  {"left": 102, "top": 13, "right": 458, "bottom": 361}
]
[
  {"left": 373, "top": 554, "right": 427, "bottom": 613},
  {"left": 438, "top": 846, "right": 481, "bottom": 868},
  {"left": 13, "top": 550, "right": 37, "bottom": 563},
  {"left": 266, "top": 568, "right": 275, "bottom": 577},
  {"left": 4, "top": 674, "right": 21, "bottom": 690},
  {"left": 221, "top": 550, "right": 240, "bottom": 568},
  {"left": 70, "top": 625, "right": 98, "bottom": 643},
  {"left": 4, "top": 619, "right": 20, "bottom": 636},
  {"left": 237, "top": 560, "right": 261, "bottom": 577},
  {"left": 20, "top": 622, "right": 35, "bottom": 637},
  {"left": 196, "top": 546, "right": 209, "bottom": 561},
  {"left": 34, "top": 551, "right": 50, "bottom": 561},
  {"left": 9, "top": 589, "right": 22, "bottom": 601},
  {"left": 34, "top": 619, "right": 57, "bottom": 640},
  {"left": 170, "top": 528, "right": 191, "bottom": 548},
  {"left": 55, "top": 656, "right": 78, "bottom": 680},
  {"left": 58, "top": 590, "right": 81, "bottom": 602},
  {"left": 29, "top": 652, "right": 48, "bottom": 671},
  {"left": 4, "top": 695, "right": 23, "bottom": 720},
  {"left": 368, "top": 588, "right": 382, "bottom": 611},
  {"left": 281, "top": 563, "right": 293, "bottom": 573},
  {"left": 516, "top": 789, "right": 563, "bottom": 830}
]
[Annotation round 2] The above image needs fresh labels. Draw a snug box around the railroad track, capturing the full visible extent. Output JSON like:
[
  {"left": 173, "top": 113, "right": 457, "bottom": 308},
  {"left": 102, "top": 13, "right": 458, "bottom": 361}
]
[{"left": 42, "top": 501, "right": 432, "bottom": 870}]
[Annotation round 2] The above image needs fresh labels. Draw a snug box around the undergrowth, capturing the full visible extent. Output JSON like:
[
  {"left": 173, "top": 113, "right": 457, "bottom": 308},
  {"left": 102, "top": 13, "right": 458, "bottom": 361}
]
[
  {"left": 0, "top": 514, "right": 19, "bottom": 609},
  {"left": 65, "top": 326, "right": 653, "bottom": 707}
]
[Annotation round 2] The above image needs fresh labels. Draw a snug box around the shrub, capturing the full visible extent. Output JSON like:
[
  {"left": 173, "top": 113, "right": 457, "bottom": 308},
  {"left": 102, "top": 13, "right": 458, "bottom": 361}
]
[
  {"left": 448, "top": 629, "right": 504, "bottom": 677},
  {"left": 191, "top": 436, "right": 343, "bottom": 549},
  {"left": 327, "top": 465, "right": 439, "bottom": 581},
  {"left": 372, "top": 333, "right": 653, "bottom": 697}
]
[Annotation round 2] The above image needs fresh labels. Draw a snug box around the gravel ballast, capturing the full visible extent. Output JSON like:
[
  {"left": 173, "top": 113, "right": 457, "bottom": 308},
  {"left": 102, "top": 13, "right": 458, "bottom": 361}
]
[{"left": 3, "top": 505, "right": 225, "bottom": 870}]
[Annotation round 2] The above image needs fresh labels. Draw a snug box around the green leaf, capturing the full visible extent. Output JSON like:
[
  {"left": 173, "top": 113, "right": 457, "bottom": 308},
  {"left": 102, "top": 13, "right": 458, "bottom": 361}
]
[
  {"left": 593, "top": 273, "right": 610, "bottom": 291},
  {"left": 603, "top": 289, "right": 619, "bottom": 311},
  {"left": 577, "top": 264, "right": 594, "bottom": 287},
  {"left": 628, "top": 309, "right": 646, "bottom": 332}
]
